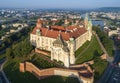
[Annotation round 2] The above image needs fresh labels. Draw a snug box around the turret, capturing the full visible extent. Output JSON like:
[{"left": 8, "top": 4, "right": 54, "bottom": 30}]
[
  {"left": 88, "top": 19, "right": 92, "bottom": 31},
  {"left": 36, "top": 19, "right": 42, "bottom": 28},
  {"left": 88, "top": 19, "right": 92, "bottom": 41},
  {"left": 84, "top": 13, "right": 88, "bottom": 29},
  {"left": 36, "top": 29, "right": 41, "bottom": 36},
  {"left": 69, "top": 37, "right": 75, "bottom": 64}
]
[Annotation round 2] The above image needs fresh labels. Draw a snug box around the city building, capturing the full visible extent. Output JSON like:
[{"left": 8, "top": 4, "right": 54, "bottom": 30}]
[
  {"left": 30, "top": 15, "right": 92, "bottom": 67},
  {"left": 108, "top": 28, "right": 120, "bottom": 37}
]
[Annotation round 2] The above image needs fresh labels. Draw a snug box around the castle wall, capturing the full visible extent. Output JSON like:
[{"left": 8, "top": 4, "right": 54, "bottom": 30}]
[
  {"left": 30, "top": 30, "right": 92, "bottom": 67},
  {"left": 30, "top": 34, "right": 55, "bottom": 51},
  {"left": 51, "top": 46, "right": 70, "bottom": 67},
  {"left": 31, "top": 30, "right": 91, "bottom": 53},
  {"left": 75, "top": 31, "right": 90, "bottom": 51},
  {"left": 35, "top": 48, "right": 50, "bottom": 56},
  {"left": 19, "top": 62, "right": 93, "bottom": 83},
  {"left": 30, "top": 20, "right": 92, "bottom": 68}
]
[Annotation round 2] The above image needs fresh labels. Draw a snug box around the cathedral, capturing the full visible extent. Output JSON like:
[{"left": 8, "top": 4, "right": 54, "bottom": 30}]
[{"left": 30, "top": 15, "right": 92, "bottom": 67}]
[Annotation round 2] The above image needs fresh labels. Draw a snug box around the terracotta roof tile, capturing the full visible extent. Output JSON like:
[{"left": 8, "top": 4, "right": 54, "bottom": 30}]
[
  {"left": 51, "top": 26, "right": 66, "bottom": 31},
  {"left": 31, "top": 26, "right": 87, "bottom": 41}
]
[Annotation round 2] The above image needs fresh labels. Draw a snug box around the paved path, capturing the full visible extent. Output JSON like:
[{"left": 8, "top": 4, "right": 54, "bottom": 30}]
[
  {"left": 0, "top": 58, "right": 9, "bottom": 83},
  {"left": 93, "top": 31, "right": 114, "bottom": 62},
  {"left": 93, "top": 31, "right": 108, "bottom": 56}
]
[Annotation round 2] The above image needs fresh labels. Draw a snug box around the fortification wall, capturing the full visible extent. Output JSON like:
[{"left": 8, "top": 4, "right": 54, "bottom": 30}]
[
  {"left": 20, "top": 62, "right": 93, "bottom": 83},
  {"left": 35, "top": 48, "right": 50, "bottom": 56}
]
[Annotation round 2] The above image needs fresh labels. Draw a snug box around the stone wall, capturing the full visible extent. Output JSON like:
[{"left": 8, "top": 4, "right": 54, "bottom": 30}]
[
  {"left": 35, "top": 48, "right": 50, "bottom": 56},
  {"left": 75, "top": 31, "right": 90, "bottom": 51},
  {"left": 100, "top": 54, "right": 107, "bottom": 60},
  {"left": 20, "top": 62, "right": 94, "bottom": 83}
]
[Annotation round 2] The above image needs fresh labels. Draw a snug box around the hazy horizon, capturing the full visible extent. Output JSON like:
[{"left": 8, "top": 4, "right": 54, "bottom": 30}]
[{"left": 0, "top": 0, "right": 120, "bottom": 9}]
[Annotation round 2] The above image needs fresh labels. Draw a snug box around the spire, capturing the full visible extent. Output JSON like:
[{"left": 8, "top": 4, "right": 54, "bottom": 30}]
[
  {"left": 89, "top": 19, "right": 92, "bottom": 27},
  {"left": 85, "top": 13, "right": 88, "bottom": 21},
  {"left": 37, "top": 19, "right": 41, "bottom": 23},
  {"left": 57, "top": 34, "right": 64, "bottom": 44},
  {"left": 88, "top": 19, "right": 92, "bottom": 30},
  {"left": 84, "top": 13, "right": 88, "bottom": 29}
]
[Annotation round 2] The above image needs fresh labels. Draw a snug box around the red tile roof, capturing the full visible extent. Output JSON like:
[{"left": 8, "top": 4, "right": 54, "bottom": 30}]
[
  {"left": 31, "top": 26, "right": 87, "bottom": 41},
  {"left": 51, "top": 26, "right": 66, "bottom": 31},
  {"left": 67, "top": 26, "right": 79, "bottom": 30}
]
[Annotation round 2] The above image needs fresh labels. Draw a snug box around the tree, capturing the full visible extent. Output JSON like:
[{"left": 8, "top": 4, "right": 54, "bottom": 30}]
[
  {"left": 1, "top": 43, "right": 5, "bottom": 48},
  {"left": 57, "top": 20, "right": 64, "bottom": 26},
  {"left": 12, "top": 39, "right": 33, "bottom": 57},
  {"left": 0, "top": 24, "right": 2, "bottom": 31},
  {"left": 93, "top": 26, "right": 114, "bottom": 56},
  {"left": 13, "top": 43, "right": 22, "bottom": 57},
  {"left": 21, "top": 39, "right": 33, "bottom": 56},
  {"left": 6, "top": 47, "right": 14, "bottom": 58},
  {"left": 69, "top": 22, "right": 72, "bottom": 25}
]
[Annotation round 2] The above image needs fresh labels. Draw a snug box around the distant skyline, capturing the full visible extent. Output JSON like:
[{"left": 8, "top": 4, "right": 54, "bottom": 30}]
[{"left": 0, "top": 0, "right": 120, "bottom": 9}]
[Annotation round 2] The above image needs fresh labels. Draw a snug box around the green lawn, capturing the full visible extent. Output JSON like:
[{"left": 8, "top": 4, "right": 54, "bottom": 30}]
[
  {"left": 92, "top": 58, "right": 108, "bottom": 82},
  {"left": 3, "top": 33, "right": 108, "bottom": 83},
  {"left": 30, "top": 54, "right": 56, "bottom": 68},
  {"left": 75, "top": 35, "right": 103, "bottom": 64},
  {"left": 75, "top": 40, "right": 90, "bottom": 57},
  {"left": 39, "top": 76, "right": 79, "bottom": 83},
  {"left": 75, "top": 34, "right": 108, "bottom": 82}
]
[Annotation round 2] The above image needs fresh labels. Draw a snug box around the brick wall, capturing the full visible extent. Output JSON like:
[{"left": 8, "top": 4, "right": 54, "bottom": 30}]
[
  {"left": 19, "top": 63, "right": 25, "bottom": 72},
  {"left": 19, "top": 62, "right": 93, "bottom": 83},
  {"left": 100, "top": 54, "right": 107, "bottom": 60}
]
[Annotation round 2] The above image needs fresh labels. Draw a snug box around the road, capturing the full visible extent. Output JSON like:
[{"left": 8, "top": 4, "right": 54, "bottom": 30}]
[
  {"left": 108, "top": 67, "right": 120, "bottom": 83},
  {"left": 0, "top": 58, "right": 9, "bottom": 83},
  {"left": 98, "top": 40, "right": 120, "bottom": 83}
]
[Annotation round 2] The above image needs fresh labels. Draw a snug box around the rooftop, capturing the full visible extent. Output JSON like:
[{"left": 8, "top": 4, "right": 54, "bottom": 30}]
[{"left": 31, "top": 20, "right": 87, "bottom": 41}]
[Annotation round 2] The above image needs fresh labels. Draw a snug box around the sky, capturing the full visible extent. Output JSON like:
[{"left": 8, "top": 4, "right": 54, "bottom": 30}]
[{"left": 0, "top": 0, "right": 120, "bottom": 9}]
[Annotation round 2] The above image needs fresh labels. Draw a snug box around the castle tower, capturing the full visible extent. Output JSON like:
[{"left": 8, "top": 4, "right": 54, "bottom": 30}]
[
  {"left": 35, "top": 19, "right": 42, "bottom": 49},
  {"left": 65, "top": 19, "right": 68, "bottom": 25},
  {"left": 84, "top": 13, "right": 88, "bottom": 29},
  {"left": 51, "top": 34, "right": 70, "bottom": 67},
  {"left": 36, "top": 19, "right": 42, "bottom": 28},
  {"left": 35, "top": 29, "right": 42, "bottom": 48},
  {"left": 69, "top": 38, "right": 75, "bottom": 64},
  {"left": 84, "top": 13, "right": 92, "bottom": 41},
  {"left": 88, "top": 19, "right": 92, "bottom": 41}
]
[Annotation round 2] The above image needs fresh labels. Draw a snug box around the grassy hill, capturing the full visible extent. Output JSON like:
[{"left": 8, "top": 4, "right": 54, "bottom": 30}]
[
  {"left": 75, "top": 34, "right": 108, "bottom": 82},
  {"left": 75, "top": 35, "right": 103, "bottom": 64}
]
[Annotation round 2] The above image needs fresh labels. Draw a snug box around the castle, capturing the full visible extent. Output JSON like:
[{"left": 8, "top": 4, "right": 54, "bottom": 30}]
[{"left": 30, "top": 15, "right": 92, "bottom": 67}]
